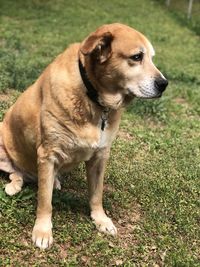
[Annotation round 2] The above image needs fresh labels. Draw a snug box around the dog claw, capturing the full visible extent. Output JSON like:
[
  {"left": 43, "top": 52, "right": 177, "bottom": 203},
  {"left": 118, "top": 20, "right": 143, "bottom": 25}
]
[
  {"left": 32, "top": 220, "right": 53, "bottom": 249},
  {"left": 91, "top": 211, "right": 117, "bottom": 236},
  {"left": 105, "top": 226, "right": 117, "bottom": 236},
  {"left": 98, "top": 222, "right": 117, "bottom": 236},
  {"left": 34, "top": 235, "right": 53, "bottom": 249}
]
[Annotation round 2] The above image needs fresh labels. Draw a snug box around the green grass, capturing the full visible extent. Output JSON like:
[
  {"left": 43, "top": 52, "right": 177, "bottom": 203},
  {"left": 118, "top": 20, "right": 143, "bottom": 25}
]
[
  {"left": 0, "top": 0, "right": 200, "bottom": 266},
  {"left": 156, "top": 0, "right": 200, "bottom": 35}
]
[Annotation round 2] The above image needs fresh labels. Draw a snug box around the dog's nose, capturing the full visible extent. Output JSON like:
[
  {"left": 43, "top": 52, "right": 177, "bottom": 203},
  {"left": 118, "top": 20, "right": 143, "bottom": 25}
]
[{"left": 154, "top": 77, "right": 168, "bottom": 93}]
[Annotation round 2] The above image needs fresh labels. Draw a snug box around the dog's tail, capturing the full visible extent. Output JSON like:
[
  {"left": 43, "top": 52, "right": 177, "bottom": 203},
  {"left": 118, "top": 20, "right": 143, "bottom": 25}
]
[{"left": 0, "top": 122, "right": 16, "bottom": 173}]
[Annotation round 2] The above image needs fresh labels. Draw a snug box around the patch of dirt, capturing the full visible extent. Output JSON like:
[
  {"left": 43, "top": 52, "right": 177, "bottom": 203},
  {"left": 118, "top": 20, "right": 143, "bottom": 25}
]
[
  {"left": 117, "top": 129, "right": 135, "bottom": 140},
  {"left": 116, "top": 203, "right": 142, "bottom": 247},
  {"left": 173, "top": 97, "right": 190, "bottom": 108},
  {"left": 0, "top": 94, "right": 10, "bottom": 102},
  {"left": 145, "top": 118, "right": 165, "bottom": 129},
  {"left": 0, "top": 89, "right": 20, "bottom": 104}
]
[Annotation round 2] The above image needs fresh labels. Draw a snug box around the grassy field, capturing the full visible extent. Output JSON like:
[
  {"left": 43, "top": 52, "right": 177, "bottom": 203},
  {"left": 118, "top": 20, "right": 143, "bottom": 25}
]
[
  {"left": 0, "top": 0, "right": 200, "bottom": 266},
  {"left": 156, "top": 0, "right": 200, "bottom": 35}
]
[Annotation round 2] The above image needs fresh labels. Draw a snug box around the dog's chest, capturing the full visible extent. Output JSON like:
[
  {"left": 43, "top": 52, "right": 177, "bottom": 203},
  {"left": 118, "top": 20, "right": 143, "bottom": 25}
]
[
  {"left": 79, "top": 122, "right": 116, "bottom": 150},
  {"left": 55, "top": 126, "right": 115, "bottom": 173},
  {"left": 50, "top": 113, "right": 119, "bottom": 168},
  {"left": 73, "top": 125, "right": 116, "bottom": 162},
  {"left": 96, "top": 126, "right": 112, "bottom": 148},
  {"left": 69, "top": 123, "right": 117, "bottom": 162}
]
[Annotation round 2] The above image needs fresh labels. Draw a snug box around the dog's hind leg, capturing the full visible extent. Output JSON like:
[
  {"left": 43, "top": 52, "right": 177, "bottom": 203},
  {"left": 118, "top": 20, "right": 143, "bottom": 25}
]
[
  {"left": 0, "top": 122, "right": 24, "bottom": 195},
  {"left": 54, "top": 177, "right": 61, "bottom": 190},
  {"left": 5, "top": 172, "right": 24, "bottom": 196}
]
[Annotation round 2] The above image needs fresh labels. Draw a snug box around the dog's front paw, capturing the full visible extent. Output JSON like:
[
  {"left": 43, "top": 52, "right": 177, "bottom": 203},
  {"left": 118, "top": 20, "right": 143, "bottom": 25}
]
[
  {"left": 91, "top": 211, "right": 117, "bottom": 236},
  {"left": 32, "top": 220, "right": 53, "bottom": 249}
]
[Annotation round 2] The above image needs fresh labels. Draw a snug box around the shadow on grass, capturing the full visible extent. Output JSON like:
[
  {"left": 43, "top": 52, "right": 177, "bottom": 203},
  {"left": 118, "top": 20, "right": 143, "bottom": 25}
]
[
  {"left": 52, "top": 189, "right": 90, "bottom": 216},
  {"left": 0, "top": 169, "right": 90, "bottom": 217}
]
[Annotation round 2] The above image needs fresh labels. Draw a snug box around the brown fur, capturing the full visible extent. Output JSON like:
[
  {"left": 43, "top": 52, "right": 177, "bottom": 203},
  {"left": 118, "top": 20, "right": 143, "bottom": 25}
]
[{"left": 0, "top": 23, "right": 167, "bottom": 249}]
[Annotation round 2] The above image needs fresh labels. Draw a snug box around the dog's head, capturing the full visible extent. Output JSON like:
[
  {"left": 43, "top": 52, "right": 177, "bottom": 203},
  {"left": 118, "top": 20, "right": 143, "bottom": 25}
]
[{"left": 80, "top": 23, "right": 168, "bottom": 109}]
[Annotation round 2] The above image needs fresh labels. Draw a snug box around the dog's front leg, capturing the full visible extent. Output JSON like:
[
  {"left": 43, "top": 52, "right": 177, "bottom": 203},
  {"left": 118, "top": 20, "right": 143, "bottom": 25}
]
[
  {"left": 32, "top": 146, "right": 55, "bottom": 249},
  {"left": 85, "top": 149, "right": 117, "bottom": 236}
]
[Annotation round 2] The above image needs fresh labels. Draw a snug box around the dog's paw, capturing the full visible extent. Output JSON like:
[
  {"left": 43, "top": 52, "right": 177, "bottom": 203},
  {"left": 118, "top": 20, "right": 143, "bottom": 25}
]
[
  {"left": 54, "top": 178, "right": 61, "bottom": 190},
  {"left": 5, "top": 182, "right": 22, "bottom": 196},
  {"left": 32, "top": 220, "right": 53, "bottom": 249},
  {"left": 91, "top": 211, "right": 117, "bottom": 236}
]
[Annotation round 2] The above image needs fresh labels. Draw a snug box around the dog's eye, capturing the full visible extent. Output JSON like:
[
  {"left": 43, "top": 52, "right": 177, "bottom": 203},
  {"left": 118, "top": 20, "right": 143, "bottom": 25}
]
[{"left": 130, "top": 52, "right": 143, "bottom": 62}]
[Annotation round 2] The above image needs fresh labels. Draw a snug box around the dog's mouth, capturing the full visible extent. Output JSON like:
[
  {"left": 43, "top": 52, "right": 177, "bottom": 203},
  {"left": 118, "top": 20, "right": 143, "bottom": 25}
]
[
  {"left": 98, "top": 87, "right": 163, "bottom": 110},
  {"left": 139, "top": 88, "right": 162, "bottom": 99},
  {"left": 127, "top": 87, "right": 162, "bottom": 100}
]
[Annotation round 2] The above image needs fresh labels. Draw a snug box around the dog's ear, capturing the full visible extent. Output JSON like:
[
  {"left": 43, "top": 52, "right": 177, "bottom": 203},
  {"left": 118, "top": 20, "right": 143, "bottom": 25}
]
[{"left": 80, "top": 31, "right": 113, "bottom": 63}]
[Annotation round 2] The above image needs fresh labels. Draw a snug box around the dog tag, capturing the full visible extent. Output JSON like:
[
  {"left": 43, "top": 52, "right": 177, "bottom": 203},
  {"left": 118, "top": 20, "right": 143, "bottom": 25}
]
[
  {"left": 101, "top": 108, "right": 109, "bottom": 131},
  {"left": 101, "top": 118, "right": 106, "bottom": 131}
]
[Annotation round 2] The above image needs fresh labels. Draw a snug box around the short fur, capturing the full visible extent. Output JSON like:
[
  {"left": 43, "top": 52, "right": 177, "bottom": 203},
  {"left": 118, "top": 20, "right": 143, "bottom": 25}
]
[{"left": 0, "top": 23, "right": 167, "bottom": 249}]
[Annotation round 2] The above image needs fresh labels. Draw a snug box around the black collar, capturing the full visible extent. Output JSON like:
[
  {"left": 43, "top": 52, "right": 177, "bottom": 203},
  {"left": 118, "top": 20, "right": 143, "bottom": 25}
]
[
  {"left": 78, "top": 59, "right": 103, "bottom": 108},
  {"left": 78, "top": 59, "right": 110, "bottom": 131}
]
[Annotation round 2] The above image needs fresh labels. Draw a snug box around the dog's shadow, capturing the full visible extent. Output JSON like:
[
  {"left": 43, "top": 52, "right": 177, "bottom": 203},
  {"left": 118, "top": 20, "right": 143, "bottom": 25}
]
[
  {"left": 52, "top": 187, "right": 90, "bottom": 216},
  {"left": 1, "top": 167, "right": 115, "bottom": 222},
  {"left": 0, "top": 169, "right": 90, "bottom": 217},
  {"left": 53, "top": 167, "right": 90, "bottom": 216}
]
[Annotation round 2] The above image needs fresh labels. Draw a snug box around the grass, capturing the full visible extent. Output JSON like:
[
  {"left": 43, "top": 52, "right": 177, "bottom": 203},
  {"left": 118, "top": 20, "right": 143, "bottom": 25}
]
[
  {"left": 156, "top": 0, "right": 200, "bottom": 35},
  {"left": 0, "top": 0, "right": 200, "bottom": 266}
]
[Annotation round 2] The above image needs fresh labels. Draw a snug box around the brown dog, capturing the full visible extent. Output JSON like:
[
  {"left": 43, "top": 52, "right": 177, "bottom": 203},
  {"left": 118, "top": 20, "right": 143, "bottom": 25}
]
[{"left": 0, "top": 23, "right": 168, "bottom": 249}]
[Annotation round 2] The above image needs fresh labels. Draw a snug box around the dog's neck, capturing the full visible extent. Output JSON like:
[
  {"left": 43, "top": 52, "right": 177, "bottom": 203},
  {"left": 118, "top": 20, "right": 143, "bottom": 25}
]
[
  {"left": 78, "top": 59, "right": 103, "bottom": 107},
  {"left": 78, "top": 59, "right": 109, "bottom": 131}
]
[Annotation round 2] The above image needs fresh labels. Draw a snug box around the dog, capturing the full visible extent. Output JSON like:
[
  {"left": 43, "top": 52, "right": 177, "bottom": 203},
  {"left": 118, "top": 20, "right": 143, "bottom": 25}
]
[{"left": 0, "top": 23, "right": 168, "bottom": 249}]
